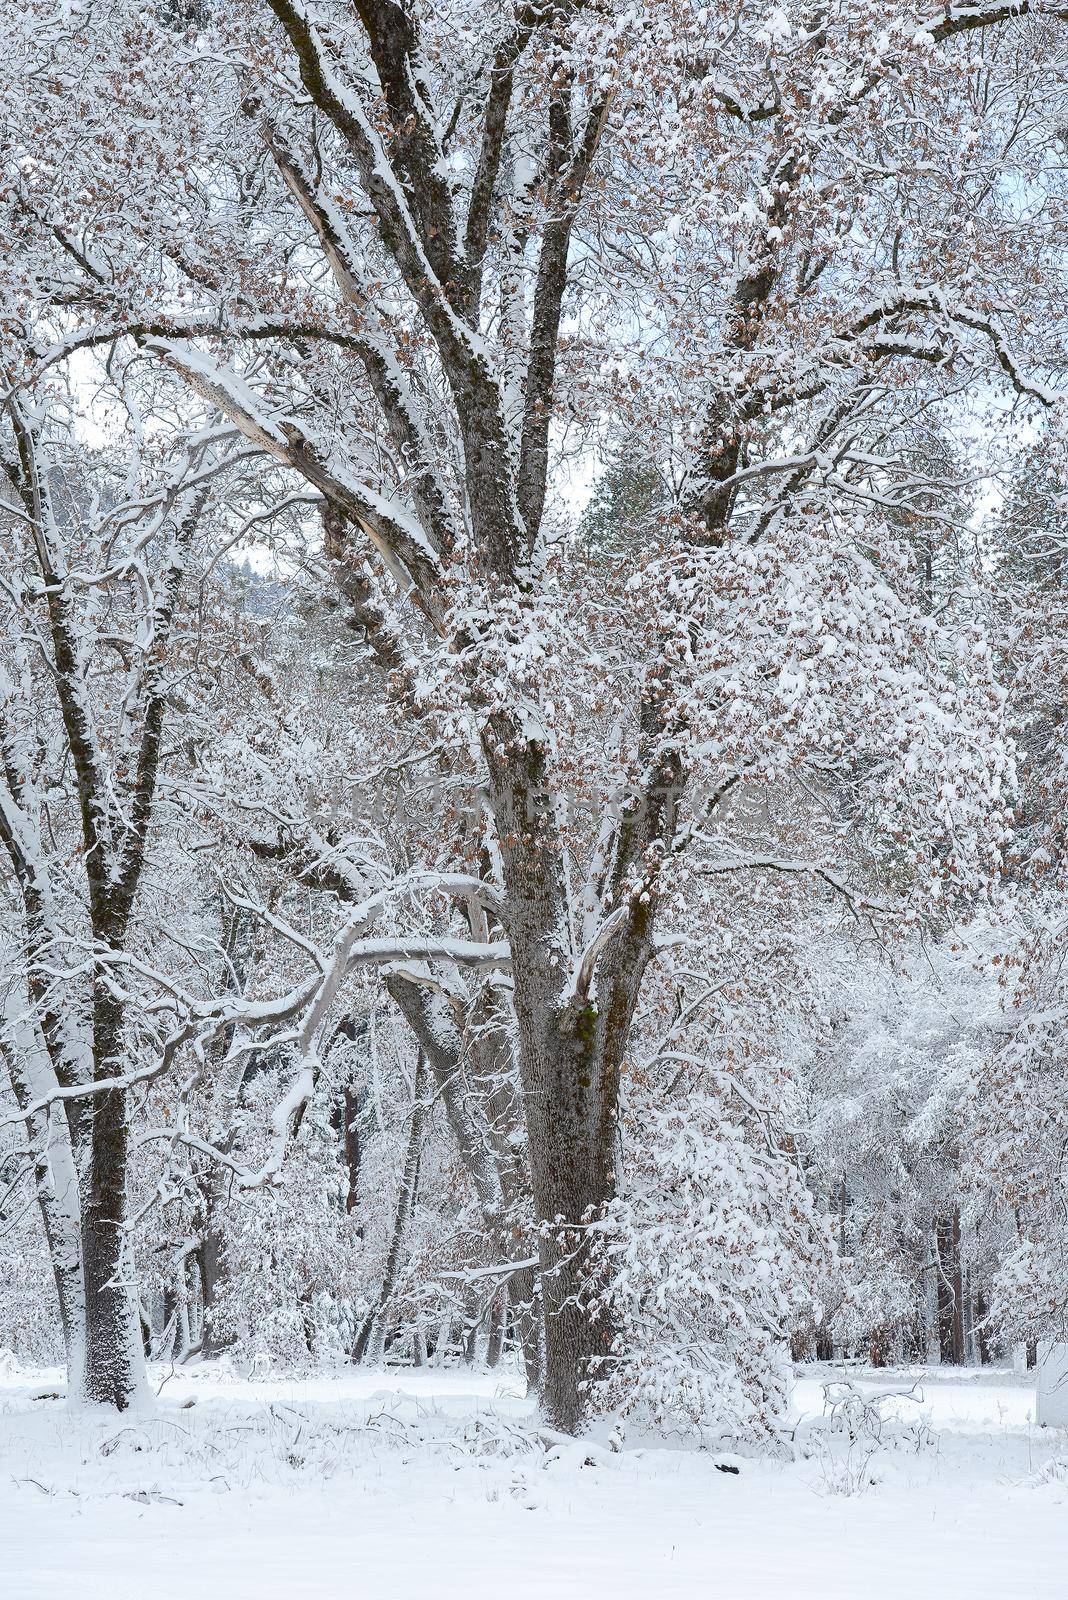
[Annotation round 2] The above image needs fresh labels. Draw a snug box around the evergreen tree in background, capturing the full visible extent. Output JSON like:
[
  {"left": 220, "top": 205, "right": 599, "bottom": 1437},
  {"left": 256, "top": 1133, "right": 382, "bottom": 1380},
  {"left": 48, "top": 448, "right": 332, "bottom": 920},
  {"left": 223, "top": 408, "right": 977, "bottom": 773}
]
[
  {"left": 579, "top": 448, "right": 669, "bottom": 555},
  {"left": 996, "top": 431, "right": 1068, "bottom": 592},
  {"left": 878, "top": 423, "right": 977, "bottom": 614},
  {"left": 993, "top": 429, "right": 1068, "bottom": 876}
]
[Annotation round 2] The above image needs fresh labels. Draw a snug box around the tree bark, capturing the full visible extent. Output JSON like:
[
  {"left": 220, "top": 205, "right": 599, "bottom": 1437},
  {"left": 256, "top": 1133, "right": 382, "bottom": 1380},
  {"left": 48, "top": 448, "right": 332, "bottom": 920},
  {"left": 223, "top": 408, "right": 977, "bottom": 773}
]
[
  {"left": 976, "top": 1288, "right": 992, "bottom": 1365},
  {"left": 936, "top": 1209, "right": 966, "bottom": 1368},
  {"left": 339, "top": 1084, "right": 363, "bottom": 1216},
  {"left": 519, "top": 1034, "right": 617, "bottom": 1431},
  {"left": 82, "top": 1084, "right": 144, "bottom": 1407},
  {"left": 198, "top": 1193, "right": 232, "bottom": 1359},
  {"left": 485, "top": 1289, "right": 505, "bottom": 1369}
]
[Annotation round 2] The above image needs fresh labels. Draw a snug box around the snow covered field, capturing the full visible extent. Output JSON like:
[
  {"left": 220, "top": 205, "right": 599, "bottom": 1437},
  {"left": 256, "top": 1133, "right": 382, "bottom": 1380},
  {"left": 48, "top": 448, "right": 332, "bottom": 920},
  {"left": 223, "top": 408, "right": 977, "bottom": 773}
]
[{"left": 1, "top": 1363, "right": 1067, "bottom": 1600}]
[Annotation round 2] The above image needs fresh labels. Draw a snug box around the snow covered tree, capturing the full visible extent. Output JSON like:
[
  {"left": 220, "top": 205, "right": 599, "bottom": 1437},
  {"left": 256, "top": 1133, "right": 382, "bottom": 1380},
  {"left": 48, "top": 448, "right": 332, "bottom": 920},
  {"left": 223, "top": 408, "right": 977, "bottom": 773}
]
[
  {"left": 5, "top": 0, "right": 1067, "bottom": 1429},
  {"left": 0, "top": 361, "right": 253, "bottom": 1404}
]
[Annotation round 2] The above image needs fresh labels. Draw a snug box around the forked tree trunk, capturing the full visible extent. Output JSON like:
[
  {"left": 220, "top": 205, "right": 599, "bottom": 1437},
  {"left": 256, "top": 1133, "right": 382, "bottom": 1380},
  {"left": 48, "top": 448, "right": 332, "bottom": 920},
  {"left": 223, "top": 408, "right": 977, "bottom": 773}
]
[{"left": 488, "top": 741, "right": 666, "bottom": 1432}]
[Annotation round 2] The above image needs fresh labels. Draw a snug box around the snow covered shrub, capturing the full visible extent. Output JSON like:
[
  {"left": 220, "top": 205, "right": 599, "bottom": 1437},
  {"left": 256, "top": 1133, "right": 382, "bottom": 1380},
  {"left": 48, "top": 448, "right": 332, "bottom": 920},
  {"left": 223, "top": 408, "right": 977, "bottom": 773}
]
[
  {"left": 807, "top": 1381, "right": 933, "bottom": 1496},
  {"left": 594, "top": 1060, "right": 830, "bottom": 1439}
]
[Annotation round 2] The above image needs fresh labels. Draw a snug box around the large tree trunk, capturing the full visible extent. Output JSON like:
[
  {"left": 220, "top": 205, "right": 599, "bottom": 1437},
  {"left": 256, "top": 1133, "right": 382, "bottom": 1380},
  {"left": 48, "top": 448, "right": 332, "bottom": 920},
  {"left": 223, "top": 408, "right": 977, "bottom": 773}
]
[
  {"left": 479, "top": 735, "right": 620, "bottom": 1431},
  {"left": 516, "top": 1014, "right": 618, "bottom": 1433},
  {"left": 81, "top": 1083, "right": 144, "bottom": 1407},
  {"left": 81, "top": 1103, "right": 143, "bottom": 1405},
  {"left": 484, "top": 727, "right": 671, "bottom": 1432}
]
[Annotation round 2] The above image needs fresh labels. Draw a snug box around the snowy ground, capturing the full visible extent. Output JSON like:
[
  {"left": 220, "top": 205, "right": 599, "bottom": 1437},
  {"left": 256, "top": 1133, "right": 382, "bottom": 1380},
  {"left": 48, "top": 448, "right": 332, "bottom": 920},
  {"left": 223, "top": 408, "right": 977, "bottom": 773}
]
[{"left": 2, "top": 1361, "right": 1067, "bottom": 1599}]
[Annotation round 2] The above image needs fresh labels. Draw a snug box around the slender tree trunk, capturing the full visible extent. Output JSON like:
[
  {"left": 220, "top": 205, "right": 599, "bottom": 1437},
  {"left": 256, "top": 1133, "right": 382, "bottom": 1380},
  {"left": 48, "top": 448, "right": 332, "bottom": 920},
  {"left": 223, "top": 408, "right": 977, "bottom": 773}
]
[
  {"left": 485, "top": 1289, "right": 505, "bottom": 1369},
  {"left": 936, "top": 1209, "right": 965, "bottom": 1367},
  {"left": 508, "top": 1263, "right": 541, "bottom": 1391},
  {"left": 462, "top": 1286, "right": 481, "bottom": 1366},
  {"left": 2, "top": 998, "right": 86, "bottom": 1393},
  {"left": 340, "top": 1085, "right": 362, "bottom": 1215},
  {"left": 923, "top": 1239, "right": 941, "bottom": 1363},
  {"left": 949, "top": 1210, "right": 965, "bottom": 1367},
  {"left": 963, "top": 1261, "right": 977, "bottom": 1366},
  {"left": 976, "top": 1289, "right": 992, "bottom": 1365},
  {"left": 199, "top": 1194, "right": 232, "bottom": 1359},
  {"left": 354, "top": 1054, "right": 427, "bottom": 1365},
  {"left": 197, "top": 918, "right": 257, "bottom": 1360}
]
